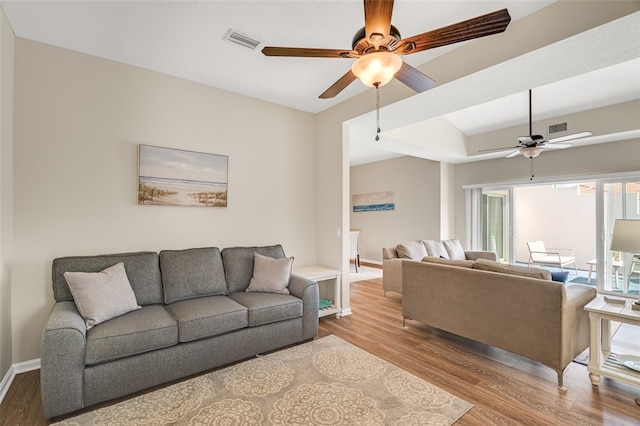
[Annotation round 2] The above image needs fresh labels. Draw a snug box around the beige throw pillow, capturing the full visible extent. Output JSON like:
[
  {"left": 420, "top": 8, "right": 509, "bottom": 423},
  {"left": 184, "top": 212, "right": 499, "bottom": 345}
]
[
  {"left": 246, "top": 253, "right": 293, "bottom": 294},
  {"left": 473, "top": 258, "right": 551, "bottom": 280},
  {"left": 63, "top": 262, "right": 141, "bottom": 329},
  {"left": 422, "top": 256, "right": 475, "bottom": 268},
  {"left": 396, "top": 241, "right": 428, "bottom": 260}
]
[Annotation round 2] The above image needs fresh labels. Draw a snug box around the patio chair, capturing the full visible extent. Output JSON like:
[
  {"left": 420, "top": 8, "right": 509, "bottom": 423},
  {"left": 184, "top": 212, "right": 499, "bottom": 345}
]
[{"left": 527, "top": 241, "right": 578, "bottom": 274}]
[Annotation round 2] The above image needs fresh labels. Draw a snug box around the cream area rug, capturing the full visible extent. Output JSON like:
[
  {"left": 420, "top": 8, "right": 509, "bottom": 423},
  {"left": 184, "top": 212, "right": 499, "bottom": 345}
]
[
  {"left": 350, "top": 265, "right": 383, "bottom": 282},
  {"left": 54, "top": 335, "right": 472, "bottom": 425}
]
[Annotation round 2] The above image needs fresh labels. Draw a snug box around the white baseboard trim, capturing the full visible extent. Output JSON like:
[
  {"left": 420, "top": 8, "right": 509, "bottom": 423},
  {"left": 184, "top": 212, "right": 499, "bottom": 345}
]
[
  {"left": 0, "top": 358, "right": 41, "bottom": 405},
  {"left": 340, "top": 308, "right": 353, "bottom": 317},
  {"left": 360, "top": 258, "right": 382, "bottom": 266}
]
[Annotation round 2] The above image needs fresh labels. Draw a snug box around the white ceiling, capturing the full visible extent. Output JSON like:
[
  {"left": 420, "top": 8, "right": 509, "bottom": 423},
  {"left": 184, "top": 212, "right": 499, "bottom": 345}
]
[
  {"left": 1, "top": 1, "right": 639, "bottom": 166},
  {"left": 0, "top": 0, "right": 553, "bottom": 114}
]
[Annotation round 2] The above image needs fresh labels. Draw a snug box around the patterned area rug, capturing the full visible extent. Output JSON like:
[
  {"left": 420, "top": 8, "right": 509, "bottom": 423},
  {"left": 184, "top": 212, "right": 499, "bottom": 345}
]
[{"left": 54, "top": 335, "right": 472, "bottom": 425}]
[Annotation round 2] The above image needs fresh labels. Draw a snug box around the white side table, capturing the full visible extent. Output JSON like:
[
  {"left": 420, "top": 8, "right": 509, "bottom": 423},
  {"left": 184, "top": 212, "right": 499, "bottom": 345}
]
[
  {"left": 293, "top": 265, "right": 342, "bottom": 319},
  {"left": 585, "top": 296, "right": 640, "bottom": 387}
]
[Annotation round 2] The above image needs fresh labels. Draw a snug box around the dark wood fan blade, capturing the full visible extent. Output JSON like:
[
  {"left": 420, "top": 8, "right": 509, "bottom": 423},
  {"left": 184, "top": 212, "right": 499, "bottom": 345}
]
[
  {"left": 364, "top": 0, "right": 394, "bottom": 41},
  {"left": 319, "top": 70, "right": 358, "bottom": 99},
  {"left": 262, "top": 46, "right": 353, "bottom": 58},
  {"left": 395, "top": 8, "right": 511, "bottom": 55},
  {"left": 395, "top": 62, "right": 435, "bottom": 93}
]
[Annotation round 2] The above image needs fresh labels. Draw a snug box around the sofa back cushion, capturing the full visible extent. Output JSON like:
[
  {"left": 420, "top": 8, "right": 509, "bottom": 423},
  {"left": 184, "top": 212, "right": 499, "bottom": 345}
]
[
  {"left": 159, "top": 247, "right": 227, "bottom": 303},
  {"left": 396, "top": 241, "right": 428, "bottom": 260},
  {"left": 473, "top": 258, "right": 552, "bottom": 280},
  {"left": 422, "top": 256, "right": 475, "bottom": 268},
  {"left": 422, "top": 240, "right": 449, "bottom": 259},
  {"left": 52, "top": 251, "right": 163, "bottom": 305},
  {"left": 222, "top": 245, "right": 286, "bottom": 293}
]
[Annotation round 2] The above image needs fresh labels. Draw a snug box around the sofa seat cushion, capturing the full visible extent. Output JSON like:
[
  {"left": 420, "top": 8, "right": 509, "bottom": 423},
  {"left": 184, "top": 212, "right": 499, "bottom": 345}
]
[
  {"left": 167, "top": 295, "right": 248, "bottom": 342},
  {"left": 473, "top": 258, "right": 552, "bottom": 280},
  {"left": 228, "top": 292, "right": 302, "bottom": 327},
  {"left": 396, "top": 241, "right": 428, "bottom": 260},
  {"left": 85, "top": 305, "right": 178, "bottom": 366},
  {"left": 422, "top": 256, "right": 474, "bottom": 268}
]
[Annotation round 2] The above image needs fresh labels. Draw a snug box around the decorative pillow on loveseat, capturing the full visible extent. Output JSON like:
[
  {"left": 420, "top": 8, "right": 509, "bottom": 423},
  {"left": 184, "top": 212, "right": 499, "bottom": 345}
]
[
  {"left": 245, "top": 253, "right": 293, "bottom": 294},
  {"left": 63, "top": 262, "right": 141, "bottom": 329},
  {"left": 473, "top": 258, "right": 552, "bottom": 280},
  {"left": 396, "top": 241, "right": 428, "bottom": 260},
  {"left": 421, "top": 256, "right": 475, "bottom": 268}
]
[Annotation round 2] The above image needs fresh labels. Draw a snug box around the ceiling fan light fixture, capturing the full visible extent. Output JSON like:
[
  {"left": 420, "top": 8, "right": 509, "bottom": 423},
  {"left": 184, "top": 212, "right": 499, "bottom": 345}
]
[
  {"left": 521, "top": 147, "right": 542, "bottom": 158},
  {"left": 351, "top": 52, "right": 402, "bottom": 87}
]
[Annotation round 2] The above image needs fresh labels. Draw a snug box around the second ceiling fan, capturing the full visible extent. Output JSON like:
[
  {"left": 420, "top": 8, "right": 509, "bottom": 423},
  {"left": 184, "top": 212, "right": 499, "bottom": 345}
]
[
  {"left": 483, "top": 89, "right": 593, "bottom": 159},
  {"left": 261, "top": 0, "right": 512, "bottom": 98}
]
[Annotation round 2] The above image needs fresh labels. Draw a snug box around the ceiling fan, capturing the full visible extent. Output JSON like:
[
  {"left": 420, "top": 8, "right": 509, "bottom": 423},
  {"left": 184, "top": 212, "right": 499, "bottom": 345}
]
[
  {"left": 261, "top": 0, "right": 512, "bottom": 99},
  {"left": 482, "top": 89, "right": 592, "bottom": 160}
]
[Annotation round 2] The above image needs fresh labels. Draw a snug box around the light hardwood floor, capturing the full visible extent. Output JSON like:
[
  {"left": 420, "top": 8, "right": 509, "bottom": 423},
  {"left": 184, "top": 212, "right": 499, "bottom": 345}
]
[{"left": 2, "top": 276, "right": 639, "bottom": 425}]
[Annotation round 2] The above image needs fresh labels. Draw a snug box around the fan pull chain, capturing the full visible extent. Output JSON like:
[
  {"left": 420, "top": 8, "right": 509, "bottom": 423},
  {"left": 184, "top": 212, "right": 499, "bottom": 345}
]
[
  {"left": 375, "top": 82, "right": 381, "bottom": 141},
  {"left": 530, "top": 157, "right": 535, "bottom": 181}
]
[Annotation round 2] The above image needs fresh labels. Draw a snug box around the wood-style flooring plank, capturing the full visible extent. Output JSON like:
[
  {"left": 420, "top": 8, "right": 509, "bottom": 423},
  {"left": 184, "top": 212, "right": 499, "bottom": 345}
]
[{"left": 1, "top": 275, "right": 639, "bottom": 425}]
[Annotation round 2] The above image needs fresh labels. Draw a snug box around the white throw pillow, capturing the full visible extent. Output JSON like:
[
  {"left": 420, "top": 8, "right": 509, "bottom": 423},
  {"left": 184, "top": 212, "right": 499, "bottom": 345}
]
[
  {"left": 443, "top": 239, "right": 466, "bottom": 260},
  {"left": 63, "top": 262, "right": 141, "bottom": 329},
  {"left": 422, "top": 240, "right": 449, "bottom": 259},
  {"left": 246, "top": 253, "right": 293, "bottom": 294},
  {"left": 396, "top": 241, "right": 428, "bottom": 260}
]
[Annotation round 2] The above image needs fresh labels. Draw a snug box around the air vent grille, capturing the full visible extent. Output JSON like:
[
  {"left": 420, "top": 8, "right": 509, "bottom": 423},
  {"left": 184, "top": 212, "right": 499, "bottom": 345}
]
[
  {"left": 549, "top": 122, "right": 568, "bottom": 134},
  {"left": 224, "top": 29, "right": 261, "bottom": 50}
]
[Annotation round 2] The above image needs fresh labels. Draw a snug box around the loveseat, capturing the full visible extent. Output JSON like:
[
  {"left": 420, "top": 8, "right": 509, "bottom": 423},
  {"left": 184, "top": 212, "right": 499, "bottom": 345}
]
[
  {"left": 401, "top": 257, "right": 596, "bottom": 389},
  {"left": 382, "top": 239, "right": 497, "bottom": 296},
  {"left": 41, "top": 244, "right": 319, "bottom": 418}
]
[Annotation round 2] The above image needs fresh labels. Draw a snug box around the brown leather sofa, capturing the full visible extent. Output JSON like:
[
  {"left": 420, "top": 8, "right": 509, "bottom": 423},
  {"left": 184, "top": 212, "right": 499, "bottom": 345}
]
[{"left": 401, "top": 258, "right": 596, "bottom": 389}]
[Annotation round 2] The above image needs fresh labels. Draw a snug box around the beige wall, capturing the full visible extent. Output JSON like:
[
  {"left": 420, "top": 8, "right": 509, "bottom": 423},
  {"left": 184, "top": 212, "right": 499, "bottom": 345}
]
[
  {"left": 0, "top": 7, "right": 14, "bottom": 380},
  {"left": 350, "top": 157, "right": 442, "bottom": 263},
  {"left": 2, "top": 1, "right": 639, "bottom": 368},
  {"left": 10, "top": 39, "right": 317, "bottom": 362},
  {"left": 513, "top": 185, "right": 596, "bottom": 270}
]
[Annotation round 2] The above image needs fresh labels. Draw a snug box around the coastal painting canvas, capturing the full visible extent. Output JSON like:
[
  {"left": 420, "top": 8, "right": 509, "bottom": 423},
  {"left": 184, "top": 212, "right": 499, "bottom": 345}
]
[
  {"left": 353, "top": 190, "right": 395, "bottom": 212},
  {"left": 138, "top": 144, "right": 228, "bottom": 207}
]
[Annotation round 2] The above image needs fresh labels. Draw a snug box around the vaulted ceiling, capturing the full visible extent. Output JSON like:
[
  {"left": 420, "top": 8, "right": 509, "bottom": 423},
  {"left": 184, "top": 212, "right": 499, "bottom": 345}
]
[{"left": 1, "top": 1, "right": 639, "bottom": 165}]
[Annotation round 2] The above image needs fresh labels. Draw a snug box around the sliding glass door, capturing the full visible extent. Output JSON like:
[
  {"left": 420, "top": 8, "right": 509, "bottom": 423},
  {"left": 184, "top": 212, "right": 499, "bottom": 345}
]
[
  {"left": 599, "top": 180, "right": 640, "bottom": 296},
  {"left": 481, "top": 189, "right": 512, "bottom": 262},
  {"left": 467, "top": 173, "right": 639, "bottom": 296}
]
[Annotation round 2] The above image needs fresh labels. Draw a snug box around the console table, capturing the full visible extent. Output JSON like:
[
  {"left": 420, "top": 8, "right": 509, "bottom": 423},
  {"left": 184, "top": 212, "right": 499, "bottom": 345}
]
[
  {"left": 293, "top": 265, "right": 342, "bottom": 319},
  {"left": 585, "top": 296, "right": 640, "bottom": 388}
]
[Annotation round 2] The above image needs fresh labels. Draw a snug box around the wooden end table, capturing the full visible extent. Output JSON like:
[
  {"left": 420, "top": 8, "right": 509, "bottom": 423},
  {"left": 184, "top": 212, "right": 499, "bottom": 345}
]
[{"left": 585, "top": 296, "right": 640, "bottom": 388}]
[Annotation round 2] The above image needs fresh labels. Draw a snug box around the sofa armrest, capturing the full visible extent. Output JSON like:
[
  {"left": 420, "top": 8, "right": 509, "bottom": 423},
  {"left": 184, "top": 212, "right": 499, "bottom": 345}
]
[
  {"left": 288, "top": 274, "right": 319, "bottom": 340},
  {"left": 465, "top": 250, "right": 498, "bottom": 261},
  {"left": 560, "top": 284, "right": 597, "bottom": 367},
  {"left": 382, "top": 258, "right": 404, "bottom": 295},
  {"left": 41, "top": 301, "right": 87, "bottom": 418}
]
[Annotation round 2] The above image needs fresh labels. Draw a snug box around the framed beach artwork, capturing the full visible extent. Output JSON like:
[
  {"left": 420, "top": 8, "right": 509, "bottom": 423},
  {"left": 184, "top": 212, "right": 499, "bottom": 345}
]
[
  {"left": 353, "top": 190, "right": 395, "bottom": 212},
  {"left": 138, "top": 144, "right": 228, "bottom": 207}
]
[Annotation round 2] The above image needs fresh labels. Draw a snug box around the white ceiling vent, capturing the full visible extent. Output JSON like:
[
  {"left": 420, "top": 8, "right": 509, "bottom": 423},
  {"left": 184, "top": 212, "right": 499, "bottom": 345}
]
[
  {"left": 224, "top": 29, "right": 261, "bottom": 50},
  {"left": 549, "top": 122, "right": 568, "bottom": 134}
]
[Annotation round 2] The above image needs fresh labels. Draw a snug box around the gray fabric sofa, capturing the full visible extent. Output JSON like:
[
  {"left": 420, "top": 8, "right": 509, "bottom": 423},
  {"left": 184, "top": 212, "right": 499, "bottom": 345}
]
[
  {"left": 401, "top": 258, "right": 596, "bottom": 389},
  {"left": 41, "top": 245, "right": 319, "bottom": 418},
  {"left": 382, "top": 239, "right": 497, "bottom": 296}
]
